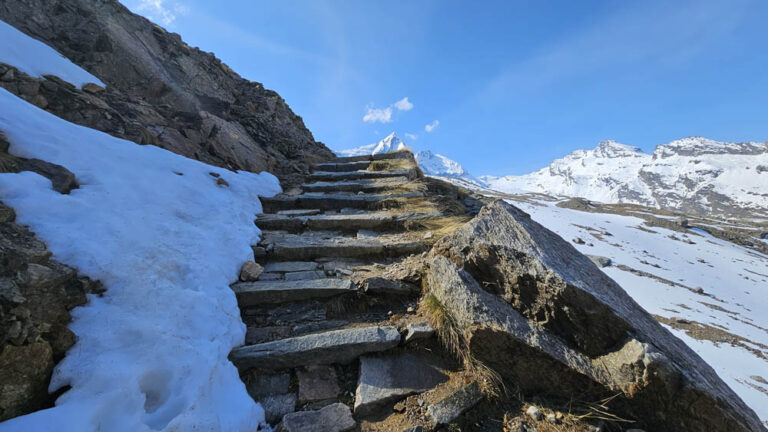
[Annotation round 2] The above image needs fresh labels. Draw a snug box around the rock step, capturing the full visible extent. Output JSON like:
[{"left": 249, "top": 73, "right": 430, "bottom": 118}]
[
  {"left": 308, "top": 169, "right": 417, "bottom": 182},
  {"left": 302, "top": 177, "right": 410, "bottom": 193},
  {"left": 230, "top": 325, "right": 402, "bottom": 370},
  {"left": 261, "top": 192, "right": 423, "bottom": 213},
  {"left": 260, "top": 231, "right": 427, "bottom": 260},
  {"left": 329, "top": 151, "right": 413, "bottom": 164},
  {"left": 313, "top": 160, "right": 372, "bottom": 172},
  {"left": 232, "top": 278, "right": 357, "bottom": 306},
  {"left": 256, "top": 212, "right": 441, "bottom": 233}
]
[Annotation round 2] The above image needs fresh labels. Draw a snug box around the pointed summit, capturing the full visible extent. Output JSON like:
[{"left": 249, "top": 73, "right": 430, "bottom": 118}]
[
  {"left": 593, "top": 140, "right": 644, "bottom": 158},
  {"left": 372, "top": 132, "right": 405, "bottom": 155},
  {"left": 336, "top": 132, "right": 406, "bottom": 157}
]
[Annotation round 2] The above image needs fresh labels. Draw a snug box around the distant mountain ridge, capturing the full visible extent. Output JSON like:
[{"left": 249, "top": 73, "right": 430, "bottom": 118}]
[
  {"left": 338, "top": 132, "right": 481, "bottom": 184},
  {"left": 483, "top": 137, "right": 768, "bottom": 217}
]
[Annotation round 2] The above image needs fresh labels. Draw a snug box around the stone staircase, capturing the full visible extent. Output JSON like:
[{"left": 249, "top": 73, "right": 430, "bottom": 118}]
[{"left": 229, "top": 151, "right": 485, "bottom": 431}]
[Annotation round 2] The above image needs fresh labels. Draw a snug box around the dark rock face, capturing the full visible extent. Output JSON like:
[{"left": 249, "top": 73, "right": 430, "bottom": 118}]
[
  {"left": 0, "top": 202, "right": 101, "bottom": 420},
  {"left": 0, "top": 0, "right": 334, "bottom": 187},
  {"left": 426, "top": 200, "right": 763, "bottom": 432}
]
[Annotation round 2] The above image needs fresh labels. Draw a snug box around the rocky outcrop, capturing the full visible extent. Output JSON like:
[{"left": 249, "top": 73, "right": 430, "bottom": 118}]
[
  {"left": 426, "top": 199, "right": 764, "bottom": 432},
  {"left": 0, "top": 201, "right": 101, "bottom": 420},
  {"left": 0, "top": 0, "right": 334, "bottom": 187}
]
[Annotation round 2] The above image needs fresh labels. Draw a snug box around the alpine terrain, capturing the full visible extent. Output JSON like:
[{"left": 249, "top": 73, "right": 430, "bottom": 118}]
[{"left": 0, "top": 1, "right": 766, "bottom": 432}]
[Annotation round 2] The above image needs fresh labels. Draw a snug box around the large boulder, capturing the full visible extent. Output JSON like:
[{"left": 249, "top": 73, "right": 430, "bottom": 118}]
[{"left": 426, "top": 199, "right": 763, "bottom": 432}]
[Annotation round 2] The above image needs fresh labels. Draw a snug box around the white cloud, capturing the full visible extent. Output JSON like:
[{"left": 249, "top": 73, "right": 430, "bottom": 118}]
[
  {"left": 393, "top": 97, "right": 413, "bottom": 111},
  {"left": 362, "top": 97, "right": 413, "bottom": 123},
  {"left": 425, "top": 120, "right": 439, "bottom": 132},
  {"left": 363, "top": 106, "right": 393, "bottom": 123},
  {"left": 125, "top": 0, "right": 188, "bottom": 26},
  {"left": 405, "top": 133, "right": 418, "bottom": 140}
]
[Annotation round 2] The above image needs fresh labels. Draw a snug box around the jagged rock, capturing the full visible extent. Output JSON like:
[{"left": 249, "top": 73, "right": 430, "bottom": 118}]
[
  {"left": 427, "top": 200, "right": 763, "bottom": 432},
  {"left": 239, "top": 261, "right": 263, "bottom": 282},
  {"left": 404, "top": 322, "right": 435, "bottom": 343},
  {"left": 355, "top": 353, "right": 448, "bottom": 416},
  {"left": 279, "top": 402, "right": 356, "bottom": 432},
  {"left": 261, "top": 393, "right": 297, "bottom": 424},
  {"left": 297, "top": 365, "right": 340, "bottom": 403},
  {"left": 526, "top": 405, "right": 543, "bottom": 421},
  {"left": 426, "top": 381, "right": 483, "bottom": 426},
  {"left": 586, "top": 255, "right": 612, "bottom": 268},
  {"left": 230, "top": 326, "right": 401, "bottom": 370}
]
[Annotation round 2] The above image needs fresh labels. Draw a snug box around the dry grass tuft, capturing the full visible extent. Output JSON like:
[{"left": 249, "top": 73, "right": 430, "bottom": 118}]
[{"left": 420, "top": 293, "right": 503, "bottom": 398}]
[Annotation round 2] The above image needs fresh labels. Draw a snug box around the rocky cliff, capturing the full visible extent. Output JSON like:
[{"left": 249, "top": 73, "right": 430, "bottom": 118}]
[{"left": 0, "top": 0, "right": 333, "bottom": 187}]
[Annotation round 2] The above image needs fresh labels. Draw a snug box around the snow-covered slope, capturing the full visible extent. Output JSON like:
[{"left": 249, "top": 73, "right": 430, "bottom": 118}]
[
  {"left": 0, "top": 27, "right": 279, "bottom": 431},
  {"left": 484, "top": 138, "right": 768, "bottom": 217},
  {"left": 497, "top": 194, "right": 768, "bottom": 424},
  {"left": 336, "top": 132, "right": 406, "bottom": 157}
]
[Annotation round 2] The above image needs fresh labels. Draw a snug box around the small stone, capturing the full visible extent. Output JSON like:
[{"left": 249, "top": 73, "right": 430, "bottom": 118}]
[
  {"left": 423, "top": 231, "right": 434, "bottom": 239},
  {"left": 239, "top": 261, "right": 263, "bottom": 282},
  {"left": 246, "top": 372, "right": 290, "bottom": 399},
  {"left": 297, "top": 365, "right": 341, "bottom": 403},
  {"left": 694, "top": 286, "right": 705, "bottom": 294},
  {"left": 394, "top": 402, "right": 406, "bottom": 413},
  {"left": 280, "top": 402, "right": 356, "bottom": 432},
  {"left": 252, "top": 245, "right": 267, "bottom": 258},
  {"left": 336, "top": 268, "right": 353, "bottom": 276},
  {"left": 417, "top": 399, "right": 424, "bottom": 407},
  {"left": 216, "top": 177, "right": 230, "bottom": 187},
  {"left": 404, "top": 322, "right": 435, "bottom": 343},
  {"left": 406, "top": 307, "right": 415, "bottom": 313},
  {"left": 265, "top": 243, "right": 275, "bottom": 252},
  {"left": 426, "top": 382, "right": 482, "bottom": 426},
  {"left": 545, "top": 413, "right": 557, "bottom": 423},
  {"left": 526, "top": 405, "right": 543, "bottom": 421},
  {"left": 82, "top": 83, "right": 106, "bottom": 94},
  {"left": 387, "top": 310, "right": 394, "bottom": 316},
  {"left": 260, "top": 393, "right": 297, "bottom": 424},
  {"left": 572, "top": 237, "right": 585, "bottom": 245}
]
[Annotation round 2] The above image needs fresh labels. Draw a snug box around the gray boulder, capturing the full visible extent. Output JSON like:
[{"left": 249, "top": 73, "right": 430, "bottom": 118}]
[{"left": 426, "top": 199, "right": 763, "bottom": 432}]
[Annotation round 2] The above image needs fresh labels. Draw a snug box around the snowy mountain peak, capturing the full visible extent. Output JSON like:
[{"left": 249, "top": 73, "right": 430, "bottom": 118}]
[
  {"left": 336, "top": 132, "right": 406, "bottom": 157},
  {"left": 653, "top": 136, "right": 767, "bottom": 158},
  {"left": 373, "top": 132, "right": 406, "bottom": 155},
  {"left": 593, "top": 140, "right": 645, "bottom": 158}
]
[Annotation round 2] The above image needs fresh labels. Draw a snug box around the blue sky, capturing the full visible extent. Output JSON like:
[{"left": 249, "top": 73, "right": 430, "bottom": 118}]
[{"left": 122, "top": 0, "right": 768, "bottom": 175}]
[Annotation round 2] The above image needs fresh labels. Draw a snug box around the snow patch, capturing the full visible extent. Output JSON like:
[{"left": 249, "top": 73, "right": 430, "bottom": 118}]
[
  {"left": 0, "top": 86, "right": 278, "bottom": 431},
  {"left": 0, "top": 19, "right": 104, "bottom": 89},
  {"left": 336, "top": 132, "right": 405, "bottom": 157}
]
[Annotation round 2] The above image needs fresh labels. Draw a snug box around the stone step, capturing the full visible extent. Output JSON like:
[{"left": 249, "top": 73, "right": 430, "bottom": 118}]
[
  {"left": 330, "top": 151, "right": 413, "bottom": 164},
  {"left": 302, "top": 177, "right": 410, "bottom": 193},
  {"left": 313, "top": 160, "right": 371, "bottom": 172},
  {"left": 232, "top": 278, "right": 357, "bottom": 306},
  {"left": 260, "top": 192, "right": 423, "bottom": 212},
  {"left": 256, "top": 212, "right": 398, "bottom": 232},
  {"left": 260, "top": 231, "right": 426, "bottom": 260},
  {"left": 308, "top": 169, "right": 417, "bottom": 182},
  {"left": 230, "top": 325, "right": 402, "bottom": 370}
]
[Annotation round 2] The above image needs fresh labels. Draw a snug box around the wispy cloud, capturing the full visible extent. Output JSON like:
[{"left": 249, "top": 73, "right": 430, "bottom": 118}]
[
  {"left": 362, "top": 97, "right": 414, "bottom": 123},
  {"left": 425, "top": 120, "right": 439, "bottom": 132},
  {"left": 363, "top": 106, "right": 393, "bottom": 123},
  {"left": 125, "top": 0, "right": 188, "bottom": 26},
  {"left": 393, "top": 97, "right": 413, "bottom": 111},
  {"left": 405, "top": 133, "right": 418, "bottom": 140}
]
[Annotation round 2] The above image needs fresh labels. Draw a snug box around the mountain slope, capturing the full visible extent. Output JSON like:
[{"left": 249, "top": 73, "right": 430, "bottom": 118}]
[
  {"left": 0, "top": 0, "right": 333, "bottom": 186},
  {"left": 484, "top": 137, "right": 768, "bottom": 217}
]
